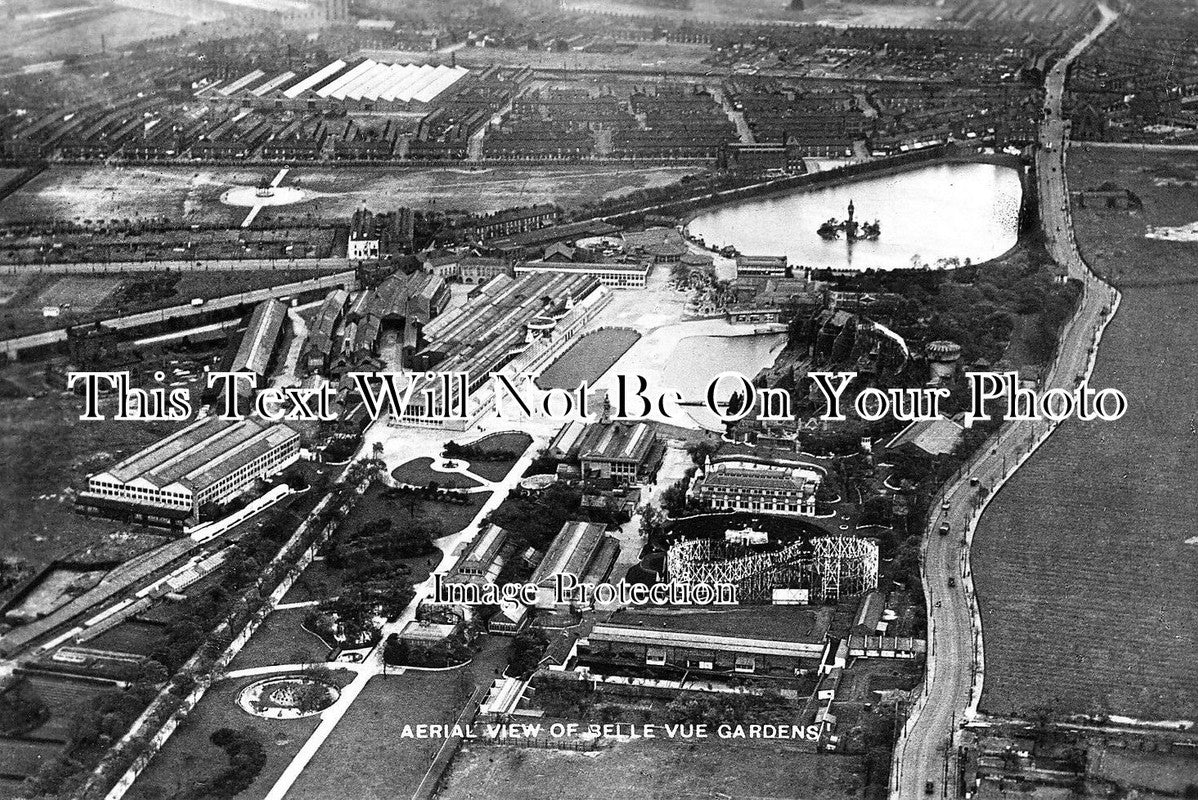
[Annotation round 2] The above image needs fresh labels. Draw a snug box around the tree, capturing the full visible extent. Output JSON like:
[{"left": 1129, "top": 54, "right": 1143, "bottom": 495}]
[
  {"left": 639, "top": 505, "right": 664, "bottom": 541},
  {"left": 508, "top": 629, "right": 550, "bottom": 677},
  {"left": 135, "top": 659, "right": 170, "bottom": 688},
  {"left": 295, "top": 682, "right": 330, "bottom": 714},
  {"left": 684, "top": 439, "right": 719, "bottom": 467}
]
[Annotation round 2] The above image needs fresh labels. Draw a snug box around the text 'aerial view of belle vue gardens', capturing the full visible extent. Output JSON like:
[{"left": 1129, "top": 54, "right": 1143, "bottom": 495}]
[{"left": 0, "top": 0, "right": 1194, "bottom": 798}]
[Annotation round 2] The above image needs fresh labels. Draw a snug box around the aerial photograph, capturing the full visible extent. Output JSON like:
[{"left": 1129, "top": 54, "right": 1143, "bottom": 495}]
[{"left": 0, "top": 0, "right": 1193, "bottom": 798}]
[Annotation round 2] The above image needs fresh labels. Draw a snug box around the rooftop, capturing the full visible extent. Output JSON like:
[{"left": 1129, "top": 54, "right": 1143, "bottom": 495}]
[
  {"left": 579, "top": 421, "right": 657, "bottom": 464},
  {"left": 95, "top": 417, "right": 298, "bottom": 491},
  {"left": 886, "top": 416, "right": 965, "bottom": 456},
  {"left": 531, "top": 520, "right": 607, "bottom": 586}
]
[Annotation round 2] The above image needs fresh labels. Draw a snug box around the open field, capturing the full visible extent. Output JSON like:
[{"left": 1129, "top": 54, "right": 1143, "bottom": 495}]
[
  {"left": 0, "top": 269, "right": 325, "bottom": 339},
  {"left": 0, "top": 738, "right": 60, "bottom": 786},
  {"left": 1068, "top": 145, "right": 1198, "bottom": 286},
  {"left": 536, "top": 328, "right": 641, "bottom": 392},
  {"left": 0, "top": 371, "right": 175, "bottom": 568},
  {"left": 23, "top": 674, "right": 113, "bottom": 743},
  {"left": 36, "top": 276, "right": 122, "bottom": 311},
  {"left": 128, "top": 670, "right": 356, "bottom": 800},
  {"left": 1090, "top": 747, "right": 1198, "bottom": 796},
  {"left": 286, "top": 671, "right": 467, "bottom": 800},
  {"left": 0, "top": 5, "right": 212, "bottom": 61},
  {"left": 438, "top": 739, "right": 868, "bottom": 800},
  {"left": 972, "top": 147, "right": 1198, "bottom": 721},
  {"left": 0, "top": 164, "right": 700, "bottom": 226},
  {"left": 83, "top": 619, "right": 168, "bottom": 657}
]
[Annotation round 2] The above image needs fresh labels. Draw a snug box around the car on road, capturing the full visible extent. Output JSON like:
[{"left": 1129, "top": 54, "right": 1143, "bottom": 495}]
[
  {"left": 941, "top": 499, "right": 951, "bottom": 511},
  {"left": 969, "top": 476, "right": 980, "bottom": 486},
  {"left": 947, "top": 576, "right": 957, "bottom": 588},
  {"left": 939, "top": 522, "right": 950, "bottom": 536}
]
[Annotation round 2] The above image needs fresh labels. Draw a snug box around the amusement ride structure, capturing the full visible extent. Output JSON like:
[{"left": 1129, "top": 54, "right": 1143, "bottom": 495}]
[{"left": 666, "top": 529, "right": 878, "bottom": 603}]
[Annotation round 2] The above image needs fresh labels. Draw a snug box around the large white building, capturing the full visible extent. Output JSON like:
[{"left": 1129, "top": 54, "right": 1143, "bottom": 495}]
[
  {"left": 78, "top": 417, "right": 301, "bottom": 527},
  {"left": 515, "top": 260, "right": 651, "bottom": 289},
  {"left": 688, "top": 456, "right": 823, "bottom": 517}
]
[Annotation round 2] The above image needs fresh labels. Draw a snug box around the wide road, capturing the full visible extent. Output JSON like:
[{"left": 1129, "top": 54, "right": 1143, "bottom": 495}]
[{"left": 892, "top": 5, "right": 1118, "bottom": 798}]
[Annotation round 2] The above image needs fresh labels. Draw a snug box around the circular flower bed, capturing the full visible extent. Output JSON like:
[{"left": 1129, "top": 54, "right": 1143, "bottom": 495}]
[{"left": 237, "top": 676, "right": 339, "bottom": 720}]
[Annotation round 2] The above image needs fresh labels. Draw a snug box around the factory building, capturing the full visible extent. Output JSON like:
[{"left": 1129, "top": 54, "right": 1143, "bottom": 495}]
[
  {"left": 229, "top": 298, "right": 289, "bottom": 399},
  {"left": 529, "top": 520, "right": 611, "bottom": 609},
  {"left": 78, "top": 417, "right": 301, "bottom": 527}
]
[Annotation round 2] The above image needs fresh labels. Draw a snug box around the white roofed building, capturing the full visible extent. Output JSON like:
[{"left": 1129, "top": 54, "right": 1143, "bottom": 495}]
[{"left": 77, "top": 417, "right": 301, "bottom": 527}]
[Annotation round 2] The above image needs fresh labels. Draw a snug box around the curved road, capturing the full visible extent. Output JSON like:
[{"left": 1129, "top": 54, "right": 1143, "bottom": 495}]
[{"left": 892, "top": 5, "right": 1118, "bottom": 798}]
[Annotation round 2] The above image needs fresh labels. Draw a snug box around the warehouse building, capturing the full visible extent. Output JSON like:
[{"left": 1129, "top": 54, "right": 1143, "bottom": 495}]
[
  {"left": 530, "top": 520, "right": 609, "bottom": 609},
  {"left": 78, "top": 417, "right": 301, "bottom": 527},
  {"left": 582, "top": 607, "right": 828, "bottom": 678},
  {"left": 230, "top": 298, "right": 289, "bottom": 396}
]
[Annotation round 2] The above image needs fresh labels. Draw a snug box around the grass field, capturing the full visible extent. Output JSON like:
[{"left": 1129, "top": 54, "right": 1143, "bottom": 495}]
[
  {"left": 972, "top": 147, "right": 1198, "bottom": 721},
  {"left": 536, "top": 328, "right": 642, "bottom": 391},
  {"left": 226, "top": 607, "right": 331, "bottom": 672},
  {"left": 128, "top": 670, "right": 356, "bottom": 800},
  {"left": 0, "top": 164, "right": 699, "bottom": 226},
  {"left": 285, "top": 672, "right": 468, "bottom": 800},
  {"left": 438, "top": 739, "right": 867, "bottom": 800},
  {"left": 82, "top": 620, "right": 168, "bottom": 657},
  {"left": 335, "top": 482, "right": 490, "bottom": 545},
  {"left": 36, "top": 276, "right": 122, "bottom": 311},
  {"left": 0, "top": 372, "right": 176, "bottom": 568}
]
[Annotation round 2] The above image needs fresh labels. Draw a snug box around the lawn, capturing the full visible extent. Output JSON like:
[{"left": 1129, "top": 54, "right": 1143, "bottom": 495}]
[
  {"left": 332, "top": 481, "right": 489, "bottom": 552},
  {"left": 390, "top": 457, "right": 482, "bottom": 489},
  {"left": 285, "top": 671, "right": 469, "bottom": 800},
  {"left": 227, "top": 607, "right": 331, "bottom": 672},
  {"left": 127, "top": 670, "right": 357, "bottom": 800},
  {"left": 451, "top": 431, "right": 533, "bottom": 482},
  {"left": 536, "top": 328, "right": 642, "bottom": 391},
  {"left": 83, "top": 620, "right": 168, "bottom": 657},
  {"left": 971, "top": 146, "right": 1198, "bottom": 721},
  {"left": 437, "top": 739, "right": 868, "bottom": 800}
]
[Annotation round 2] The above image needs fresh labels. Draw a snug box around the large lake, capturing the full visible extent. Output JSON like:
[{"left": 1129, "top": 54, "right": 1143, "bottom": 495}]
[{"left": 687, "top": 162, "right": 1023, "bottom": 271}]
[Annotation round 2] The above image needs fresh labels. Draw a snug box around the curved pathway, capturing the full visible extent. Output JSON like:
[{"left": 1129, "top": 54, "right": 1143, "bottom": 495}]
[{"left": 892, "top": 6, "right": 1119, "bottom": 797}]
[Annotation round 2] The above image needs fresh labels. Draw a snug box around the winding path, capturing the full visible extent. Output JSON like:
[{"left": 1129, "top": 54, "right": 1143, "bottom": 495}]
[{"left": 891, "top": 5, "right": 1119, "bottom": 797}]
